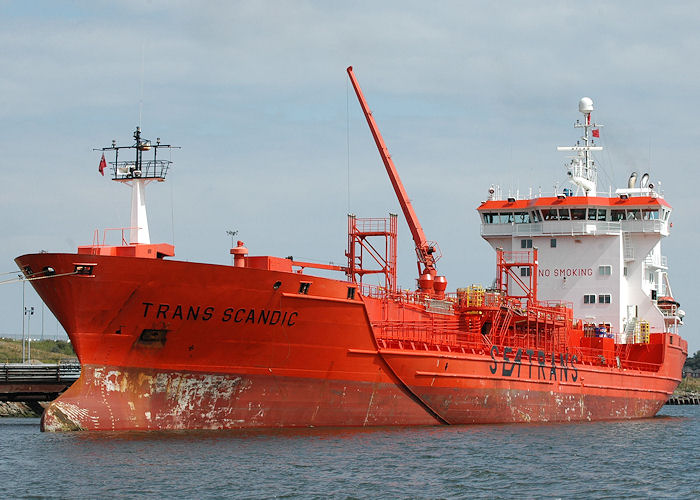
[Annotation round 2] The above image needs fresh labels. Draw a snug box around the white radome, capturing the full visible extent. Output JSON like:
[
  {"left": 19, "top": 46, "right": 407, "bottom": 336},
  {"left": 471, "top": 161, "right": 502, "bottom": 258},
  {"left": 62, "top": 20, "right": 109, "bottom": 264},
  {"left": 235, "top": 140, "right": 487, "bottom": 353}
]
[{"left": 579, "top": 97, "right": 594, "bottom": 114}]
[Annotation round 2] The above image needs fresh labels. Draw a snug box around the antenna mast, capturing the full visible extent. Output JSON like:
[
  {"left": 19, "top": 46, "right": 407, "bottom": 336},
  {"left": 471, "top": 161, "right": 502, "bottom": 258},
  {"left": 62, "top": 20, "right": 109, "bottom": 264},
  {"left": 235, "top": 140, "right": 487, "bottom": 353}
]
[
  {"left": 95, "top": 128, "right": 180, "bottom": 245},
  {"left": 557, "top": 97, "right": 603, "bottom": 196}
]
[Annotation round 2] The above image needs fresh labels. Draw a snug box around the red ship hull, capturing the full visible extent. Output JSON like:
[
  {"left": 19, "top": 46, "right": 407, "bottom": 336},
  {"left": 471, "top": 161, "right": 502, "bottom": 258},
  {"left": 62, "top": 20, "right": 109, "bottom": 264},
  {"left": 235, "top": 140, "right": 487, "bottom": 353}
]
[{"left": 15, "top": 252, "right": 687, "bottom": 432}]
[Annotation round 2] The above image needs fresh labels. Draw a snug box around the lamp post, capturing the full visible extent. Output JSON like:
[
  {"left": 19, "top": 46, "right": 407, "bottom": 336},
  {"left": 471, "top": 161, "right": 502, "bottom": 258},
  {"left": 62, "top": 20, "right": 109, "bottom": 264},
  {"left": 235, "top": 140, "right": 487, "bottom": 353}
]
[
  {"left": 25, "top": 306, "right": 34, "bottom": 363},
  {"left": 20, "top": 275, "right": 25, "bottom": 363},
  {"left": 226, "top": 229, "right": 238, "bottom": 265}
]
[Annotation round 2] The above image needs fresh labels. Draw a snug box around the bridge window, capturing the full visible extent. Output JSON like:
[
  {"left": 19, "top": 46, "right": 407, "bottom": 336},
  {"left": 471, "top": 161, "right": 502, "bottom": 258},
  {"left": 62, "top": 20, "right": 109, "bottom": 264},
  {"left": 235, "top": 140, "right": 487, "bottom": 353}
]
[
  {"left": 542, "top": 209, "right": 558, "bottom": 220},
  {"left": 611, "top": 210, "right": 625, "bottom": 221},
  {"left": 514, "top": 212, "right": 530, "bottom": 223},
  {"left": 598, "top": 294, "right": 611, "bottom": 304},
  {"left": 626, "top": 209, "right": 641, "bottom": 220},
  {"left": 599, "top": 265, "right": 612, "bottom": 276},
  {"left": 571, "top": 209, "right": 586, "bottom": 220},
  {"left": 642, "top": 209, "right": 659, "bottom": 220},
  {"left": 584, "top": 294, "right": 596, "bottom": 304},
  {"left": 499, "top": 212, "right": 514, "bottom": 223},
  {"left": 531, "top": 210, "right": 542, "bottom": 223},
  {"left": 485, "top": 212, "right": 515, "bottom": 224},
  {"left": 587, "top": 208, "right": 607, "bottom": 221},
  {"left": 521, "top": 239, "right": 533, "bottom": 249},
  {"left": 558, "top": 209, "right": 570, "bottom": 220}
]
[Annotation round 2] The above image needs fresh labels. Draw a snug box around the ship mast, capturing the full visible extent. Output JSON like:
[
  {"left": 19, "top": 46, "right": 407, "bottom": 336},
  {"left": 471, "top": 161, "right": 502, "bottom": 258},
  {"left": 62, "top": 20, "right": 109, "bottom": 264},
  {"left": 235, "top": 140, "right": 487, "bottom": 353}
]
[
  {"left": 557, "top": 97, "right": 603, "bottom": 196},
  {"left": 347, "top": 66, "right": 445, "bottom": 294},
  {"left": 95, "top": 127, "right": 179, "bottom": 244}
]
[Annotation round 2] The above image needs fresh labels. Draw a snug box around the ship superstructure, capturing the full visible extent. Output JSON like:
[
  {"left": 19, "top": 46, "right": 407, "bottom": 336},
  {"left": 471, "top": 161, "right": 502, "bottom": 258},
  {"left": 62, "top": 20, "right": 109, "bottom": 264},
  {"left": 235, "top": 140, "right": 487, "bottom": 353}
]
[{"left": 478, "top": 98, "right": 683, "bottom": 344}]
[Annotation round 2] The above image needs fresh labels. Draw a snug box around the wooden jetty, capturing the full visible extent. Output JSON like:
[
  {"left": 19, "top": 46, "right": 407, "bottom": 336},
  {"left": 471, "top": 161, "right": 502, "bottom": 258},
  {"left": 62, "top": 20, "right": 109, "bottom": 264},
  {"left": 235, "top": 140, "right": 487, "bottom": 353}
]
[{"left": 666, "top": 394, "right": 700, "bottom": 405}]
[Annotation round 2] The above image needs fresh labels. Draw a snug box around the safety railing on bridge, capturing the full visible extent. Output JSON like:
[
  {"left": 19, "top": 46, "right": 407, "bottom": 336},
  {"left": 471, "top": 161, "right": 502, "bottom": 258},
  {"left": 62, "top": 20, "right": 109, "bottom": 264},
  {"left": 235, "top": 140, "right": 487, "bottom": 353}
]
[{"left": 0, "top": 361, "right": 81, "bottom": 383}]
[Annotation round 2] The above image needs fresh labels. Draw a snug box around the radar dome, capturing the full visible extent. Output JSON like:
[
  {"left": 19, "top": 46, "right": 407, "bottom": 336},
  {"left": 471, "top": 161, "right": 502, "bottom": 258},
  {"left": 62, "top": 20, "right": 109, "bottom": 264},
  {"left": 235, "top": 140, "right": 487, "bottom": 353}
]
[{"left": 578, "top": 97, "right": 594, "bottom": 114}]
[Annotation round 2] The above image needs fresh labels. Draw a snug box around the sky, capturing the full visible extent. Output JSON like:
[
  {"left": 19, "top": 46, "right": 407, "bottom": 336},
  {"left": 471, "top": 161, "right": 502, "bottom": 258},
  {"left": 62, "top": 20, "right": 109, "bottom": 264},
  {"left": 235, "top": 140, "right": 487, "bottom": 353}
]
[{"left": 0, "top": 1, "right": 698, "bottom": 354}]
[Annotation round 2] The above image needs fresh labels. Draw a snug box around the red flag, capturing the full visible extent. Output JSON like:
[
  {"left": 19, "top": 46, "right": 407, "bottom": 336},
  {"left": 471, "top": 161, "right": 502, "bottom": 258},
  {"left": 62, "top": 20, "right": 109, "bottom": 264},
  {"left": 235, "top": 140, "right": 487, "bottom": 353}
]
[
  {"left": 592, "top": 129, "right": 600, "bottom": 138},
  {"left": 99, "top": 153, "right": 106, "bottom": 176}
]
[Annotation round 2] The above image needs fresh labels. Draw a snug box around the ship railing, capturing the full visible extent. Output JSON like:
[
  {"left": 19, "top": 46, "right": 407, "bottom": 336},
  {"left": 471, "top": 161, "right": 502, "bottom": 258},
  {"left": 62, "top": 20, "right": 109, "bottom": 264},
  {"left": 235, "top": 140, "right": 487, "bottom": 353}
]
[
  {"left": 111, "top": 159, "right": 171, "bottom": 180},
  {"left": 88, "top": 227, "right": 141, "bottom": 247},
  {"left": 375, "top": 319, "right": 464, "bottom": 345},
  {"left": 643, "top": 255, "right": 668, "bottom": 269},
  {"left": 527, "top": 302, "right": 574, "bottom": 324},
  {"left": 534, "top": 300, "right": 574, "bottom": 314},
  {"left": 376, "top": 319, "right": 662, "bottom": 372},
  {"left": 376, "top": 316, "right": 571, "bottom": 354},
  {"left": 568, "top": 345, "right": 662, "bottom": 372},
  {"left": 358, "top": 283, "right": 412, "bottom": 302},
  {"left": 481, "top": 220, "right": 665, "bottom": 237},
  {"left": 351, "top": 217, "right": 395, "bottom": 233},
  {"left": 455, "top": 288, "right": 505, "bottom": 309},
  {"left": 360, "top": 284, "right": 574, "bottom": 327},
  {"left": 358, "top": 283, "right": 461, "bottom": 308},
  {"left": 486, "top": 188, "right": 663, "bottom": 202}
]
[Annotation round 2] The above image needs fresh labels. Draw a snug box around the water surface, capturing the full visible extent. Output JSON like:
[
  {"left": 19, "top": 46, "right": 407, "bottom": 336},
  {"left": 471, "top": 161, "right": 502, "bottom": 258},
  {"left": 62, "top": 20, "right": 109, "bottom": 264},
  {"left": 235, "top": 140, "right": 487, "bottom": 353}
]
[{"left": 1, "top": 406, "right": 697, "bottom": 499}]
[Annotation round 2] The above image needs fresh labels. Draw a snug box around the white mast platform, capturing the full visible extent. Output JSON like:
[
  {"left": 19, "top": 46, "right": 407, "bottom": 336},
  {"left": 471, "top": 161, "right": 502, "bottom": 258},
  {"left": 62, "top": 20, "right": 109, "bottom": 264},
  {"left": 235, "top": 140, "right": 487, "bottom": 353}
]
[{"left": 84, "top": 127, "right": 179, "bottom": 259}]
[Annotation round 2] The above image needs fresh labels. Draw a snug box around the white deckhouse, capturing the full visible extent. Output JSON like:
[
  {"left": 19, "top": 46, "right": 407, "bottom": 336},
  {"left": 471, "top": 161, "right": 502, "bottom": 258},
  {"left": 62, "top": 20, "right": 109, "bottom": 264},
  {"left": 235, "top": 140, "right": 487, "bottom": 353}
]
[{"left": 478, "top": 98, "right": 683, "bottom": 343}]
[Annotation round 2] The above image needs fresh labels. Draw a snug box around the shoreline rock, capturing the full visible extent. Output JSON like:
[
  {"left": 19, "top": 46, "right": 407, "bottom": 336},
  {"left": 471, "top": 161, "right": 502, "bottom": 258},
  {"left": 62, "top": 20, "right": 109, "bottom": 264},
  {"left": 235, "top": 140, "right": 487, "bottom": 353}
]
[{"left": 0, "top": 401, "right": 41, "bottom": 418}]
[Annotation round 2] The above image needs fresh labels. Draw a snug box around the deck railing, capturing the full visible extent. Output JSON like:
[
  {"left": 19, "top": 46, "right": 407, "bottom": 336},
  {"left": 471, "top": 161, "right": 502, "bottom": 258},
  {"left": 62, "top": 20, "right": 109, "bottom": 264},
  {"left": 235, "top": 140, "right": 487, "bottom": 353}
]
[{"left": 481, "top": 219, "right": 666, "bottom": 237}]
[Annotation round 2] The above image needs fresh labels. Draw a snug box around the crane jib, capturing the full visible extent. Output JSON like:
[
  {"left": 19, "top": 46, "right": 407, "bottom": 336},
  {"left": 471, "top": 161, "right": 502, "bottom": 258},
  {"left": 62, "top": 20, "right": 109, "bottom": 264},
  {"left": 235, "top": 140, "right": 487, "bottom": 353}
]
[{"left": 346, "top": 66, "right": 437, "bottom": 275}]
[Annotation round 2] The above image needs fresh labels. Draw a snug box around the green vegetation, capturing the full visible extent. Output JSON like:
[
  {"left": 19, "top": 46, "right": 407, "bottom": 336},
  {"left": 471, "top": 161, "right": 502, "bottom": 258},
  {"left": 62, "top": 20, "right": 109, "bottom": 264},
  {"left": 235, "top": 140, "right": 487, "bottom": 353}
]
[
  {"left": 0, "top": 338, "right": 76, "bottom": 364},
  {"left": 684, "top": 350, "right": 700, "bottom": 371},
  {"left": 673, "top": 352, "right": 700, "bottom": 395},
  {"left": 676, "top": 376, "right": 700, "bottom": 395}
]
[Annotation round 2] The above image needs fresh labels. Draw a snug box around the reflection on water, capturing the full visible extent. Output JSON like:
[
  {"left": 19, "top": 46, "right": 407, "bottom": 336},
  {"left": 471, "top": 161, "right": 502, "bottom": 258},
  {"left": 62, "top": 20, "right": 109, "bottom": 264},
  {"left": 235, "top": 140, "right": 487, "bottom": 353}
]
[{"left": 1, "top": 407, "right": 698, "bottom": 499}]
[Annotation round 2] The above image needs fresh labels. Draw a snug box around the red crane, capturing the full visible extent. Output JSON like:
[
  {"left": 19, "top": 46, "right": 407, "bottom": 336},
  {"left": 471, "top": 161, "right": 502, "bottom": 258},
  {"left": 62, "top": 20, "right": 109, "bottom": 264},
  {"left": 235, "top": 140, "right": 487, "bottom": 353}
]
[{"left": 346, "top": 66, "right": 445, "bottom": 295}]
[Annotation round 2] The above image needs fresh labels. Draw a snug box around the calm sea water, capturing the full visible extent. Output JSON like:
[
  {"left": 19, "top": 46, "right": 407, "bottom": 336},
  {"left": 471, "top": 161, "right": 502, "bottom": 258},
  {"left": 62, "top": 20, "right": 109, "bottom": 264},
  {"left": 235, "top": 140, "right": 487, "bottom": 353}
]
[{"left": 0, "top": 406, "right": 697, "bottom": 499}]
